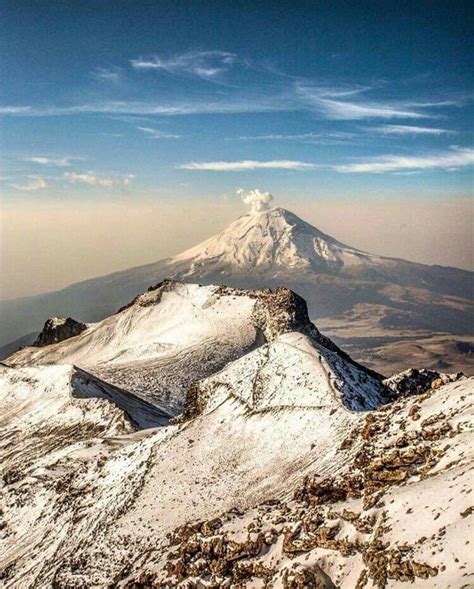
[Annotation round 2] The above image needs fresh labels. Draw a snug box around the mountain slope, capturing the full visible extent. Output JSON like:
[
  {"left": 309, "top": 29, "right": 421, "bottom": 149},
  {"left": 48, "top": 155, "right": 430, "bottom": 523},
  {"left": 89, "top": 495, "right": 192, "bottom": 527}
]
[
  {"left": 1, "top": 282, "right": 471, "bottom": 588},
  {"left": 1, "top": 207, "right": 472, "bottom": 374},
  {"left": 117, "top": 377, "right": 473, "bottom": 589},
  {"left": 7, "top": 281, "right": 386, "bottom": 414}
]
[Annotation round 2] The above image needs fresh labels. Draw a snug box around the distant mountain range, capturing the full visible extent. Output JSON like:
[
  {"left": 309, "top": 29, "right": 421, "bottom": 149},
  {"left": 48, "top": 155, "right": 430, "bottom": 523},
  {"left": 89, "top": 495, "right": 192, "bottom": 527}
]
[{"left": 1, "top": 206, "right": 472, "bottom": 374}]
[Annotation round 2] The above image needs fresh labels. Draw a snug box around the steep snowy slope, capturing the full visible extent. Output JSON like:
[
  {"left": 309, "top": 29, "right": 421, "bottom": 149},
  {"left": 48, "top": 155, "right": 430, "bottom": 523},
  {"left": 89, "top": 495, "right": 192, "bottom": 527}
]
[
  {"left": 1, "top": 352, "right": 470, "bottom": 587},
  {"left": 119, "top": 377, "right": 473, "bottom": 589},
  {"left": 1, "top": 207, "right": 472, "bottom": 375},
  {"left": 0, "top": 363, "right": 168, "bottom": 465},
  {"left": 1, "top": 282, "right": 471, "bottom": 588},
  {"left": 7, "top": 282, "right": 260, "bottom": 412},
  {"left": 7, "top": 281, "right": 385, "bottom": 414},
  {"left": 184, "top": 331, "right": 387, "bottom": 416},
  {"left": 0, "top": 363, "right": 143, "bottom": 515}
]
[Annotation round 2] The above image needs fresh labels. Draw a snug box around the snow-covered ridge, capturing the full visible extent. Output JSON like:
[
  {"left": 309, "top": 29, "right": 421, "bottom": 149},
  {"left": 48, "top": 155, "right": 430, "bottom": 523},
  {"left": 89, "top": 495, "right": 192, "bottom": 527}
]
[
  {"left": 119, "top": 378, "right": 473, "bottom": 589},
  {"left": 7, "top": 280, "right": 385, "bottom": 414},
  {"left": 1, "top": 280, "right": 472, "bottom": 588}
]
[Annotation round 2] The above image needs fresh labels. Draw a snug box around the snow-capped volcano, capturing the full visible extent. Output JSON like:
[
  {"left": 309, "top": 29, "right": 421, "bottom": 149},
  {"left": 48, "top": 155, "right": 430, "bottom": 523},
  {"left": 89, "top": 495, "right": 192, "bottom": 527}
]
[
  {"left": 174, "top": 206, "right": 378, "bottom": 273},
  {"left": 1, "top": 205, "right": 472, "bottom": 375}
]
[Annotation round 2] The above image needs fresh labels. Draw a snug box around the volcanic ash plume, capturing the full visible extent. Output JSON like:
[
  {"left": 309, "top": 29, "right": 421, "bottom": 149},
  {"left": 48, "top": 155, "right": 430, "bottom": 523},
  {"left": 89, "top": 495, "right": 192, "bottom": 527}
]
[{"left": 237, "top": 188, "right": 274, "bottom": 214}]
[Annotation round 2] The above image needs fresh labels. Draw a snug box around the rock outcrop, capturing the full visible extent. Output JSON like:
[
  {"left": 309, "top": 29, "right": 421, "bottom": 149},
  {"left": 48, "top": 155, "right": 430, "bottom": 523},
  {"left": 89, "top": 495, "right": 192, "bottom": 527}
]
[
  {"left": 384, "top": 367, "right": 463, "bottom": 396},
  {"left": 33, "top": 316, "right": 88, "bottom": 347}
]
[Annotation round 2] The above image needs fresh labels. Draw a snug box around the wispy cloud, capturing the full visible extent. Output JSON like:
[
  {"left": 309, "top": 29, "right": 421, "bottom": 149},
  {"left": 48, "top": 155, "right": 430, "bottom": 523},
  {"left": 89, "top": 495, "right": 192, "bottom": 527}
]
[
  {"left": 25, "top": 156, "right": 83, "bottom": 167},
  {"left": 64, "top": 172, "right": 134, "bottom": 187},
  {"left": 294, "top": 84, "right": 453, "bottom": 120},
  {"left": 0, "top": 106, "right": 33, "bottom": 115},
  {"left": 0, "top": 58, "right": 470, "bottom": 124},
  {"left": 334, "top": 146, "right": 474, "bottom": 173},
  {"left": 371, "top": 124, "right": 455, "bottom": 135},
  {"left": 0, "top": 96, "right": 447, "bottom": 121},
  {"left": 12, "top": 176, "right": 49, "bottom": 191},
  {"left": 137, "top": 126, "right": 180, "bottom": 139},
  {"left": 233, "top": 131, "right": 355, "bottom": 144},
  {"left": 0, "top": 99, "right": 287, "bottom": 118},
  {"left": 408, "top": 99, "right": 467, "bottom": 108},
  {"left": 131, "top": 50, "right": 239, "bottom": 81},
  {"left": 179, "top": 160, "right": 319, "bottom": 171},
  {"left": 92, "top": 66, "right": 122, "bottom": 83},
  {"left": 310, "top": 98, "right": 427, "bottom": 120}
]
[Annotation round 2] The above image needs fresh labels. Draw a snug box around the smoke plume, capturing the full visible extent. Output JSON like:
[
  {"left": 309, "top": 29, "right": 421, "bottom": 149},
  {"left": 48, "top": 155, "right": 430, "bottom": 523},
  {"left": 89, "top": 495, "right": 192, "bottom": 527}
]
[{"left": 237, "top": 188, "right": 274, "bottom": 214}]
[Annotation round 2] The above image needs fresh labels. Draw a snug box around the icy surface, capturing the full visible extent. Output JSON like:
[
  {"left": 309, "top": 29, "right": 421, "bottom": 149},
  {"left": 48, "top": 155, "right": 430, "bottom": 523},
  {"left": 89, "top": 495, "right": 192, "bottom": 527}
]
[
  {"left": 1, "top": 282, "right": 472, "bottom": 588},
  {"left": 8, "top": 283, "right": 260, "bottom": 412}
]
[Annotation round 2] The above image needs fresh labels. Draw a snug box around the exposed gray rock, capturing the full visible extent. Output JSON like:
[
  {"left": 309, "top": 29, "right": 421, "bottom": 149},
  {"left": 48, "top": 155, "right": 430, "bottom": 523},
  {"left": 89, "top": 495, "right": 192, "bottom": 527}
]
[{"left": 33, "top": 316, "right": 88, "bottom": 347}]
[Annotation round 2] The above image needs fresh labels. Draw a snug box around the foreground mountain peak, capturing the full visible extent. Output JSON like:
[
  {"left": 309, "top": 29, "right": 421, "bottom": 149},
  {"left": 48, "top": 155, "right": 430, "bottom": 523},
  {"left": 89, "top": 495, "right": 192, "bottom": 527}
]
[
  {"left": 8, "top": 280, "right": 388, "bottom": 412},
  {"left": 2, "top": 276, "right": 472, "bottom": 588}
]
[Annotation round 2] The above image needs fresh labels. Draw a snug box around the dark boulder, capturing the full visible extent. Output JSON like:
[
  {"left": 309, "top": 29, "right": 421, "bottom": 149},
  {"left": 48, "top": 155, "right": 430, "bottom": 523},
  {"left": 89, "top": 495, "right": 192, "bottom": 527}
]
[{"left": 34, "top": 317, "right": 87, "bottom": 347}]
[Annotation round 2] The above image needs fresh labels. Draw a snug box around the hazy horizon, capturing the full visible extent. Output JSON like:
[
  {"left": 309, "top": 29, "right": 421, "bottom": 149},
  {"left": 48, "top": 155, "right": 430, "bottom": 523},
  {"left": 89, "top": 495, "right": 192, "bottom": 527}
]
[
  {"left": 1, "top": 1, "right": 472, "bottom": 299},
  {"left": 1, "top": 192, "right": 472, "bottom": 300}
]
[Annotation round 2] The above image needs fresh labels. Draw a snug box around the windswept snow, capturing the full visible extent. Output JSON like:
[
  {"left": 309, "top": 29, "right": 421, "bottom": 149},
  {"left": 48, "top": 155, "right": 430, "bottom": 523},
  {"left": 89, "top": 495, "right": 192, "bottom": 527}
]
[
  {"left": 1, "top": 282, "right": 472, "bottom": 588},
  {"left": 8, "top": 282, "right": 260, "bottom": 412},
  {"left": 7, "top": 281, "right": 385, "bottom": 414},
  {"left": 189, "top": 331, "right": 388, "bottom": 415}
]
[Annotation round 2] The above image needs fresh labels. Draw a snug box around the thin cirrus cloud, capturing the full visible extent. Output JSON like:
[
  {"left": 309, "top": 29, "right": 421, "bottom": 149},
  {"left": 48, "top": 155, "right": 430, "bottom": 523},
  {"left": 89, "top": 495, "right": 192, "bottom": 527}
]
[
  {"left": 131, "top": 50, "right": 239, "bottom": 81},
  {"left": 91, "top": 67, "right": 123, "bottom": 83},
  {"left": 0, "top": 106, "right": 33, "bottom": 115},
  {"left": 315, "top": 98, "right": 428, "bottom": 120},
  {"left": 232, "top": 131, "right": 356, "bottom": 144},
  {"left": 137, "top": 126, "right": 180, "bottom": 139},
  {"left": 334, "top": 146, "right": 474, "bottom": 173},
  {"left": 0, "top": 98, "right": 287, "bottom": 118},
  {"left": 294, "top": 83, "right": 461, "bottom": 120},
  {"left": 178, "top": 160, "right": 319, "bottom": 171},
  {"left": 0, "top": 47, "right": 470, "bottom": 122},
  {"left": 0, "top": 83, "right": 466, "bottom": 121},
  {"left": 25, "top": 156, "right": 83, "bottom": 167},
  {"left": 64, "top": 172, "right": 134, "bottom": 187},
  {"left": 0, "top": 96, "right": 454, "bottom": 121},
  {"left": 12, "top": 176, "right": 49, "bottom": 191},
  {"left": 179, "top": 147, "right": 474, "bottom": 174},
  {"left": 371, "top": 124, "right": 455, "bottom": 135}
]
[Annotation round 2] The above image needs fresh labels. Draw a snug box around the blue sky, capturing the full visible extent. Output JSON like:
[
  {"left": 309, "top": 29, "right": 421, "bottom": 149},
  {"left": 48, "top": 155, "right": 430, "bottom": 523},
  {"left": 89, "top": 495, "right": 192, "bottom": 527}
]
[{"left": 1, "top": 0, "right": 473, "bottom": 201}]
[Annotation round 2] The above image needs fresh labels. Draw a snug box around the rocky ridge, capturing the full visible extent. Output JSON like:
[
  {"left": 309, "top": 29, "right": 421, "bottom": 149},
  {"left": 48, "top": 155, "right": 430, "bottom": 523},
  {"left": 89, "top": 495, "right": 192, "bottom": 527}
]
[
  {"left": 33, "top": 316, "right": 88, "bottom": 347},
  {"left": 8, "top": 281, "right": 387, "bottom": 414},
  {"left": 383, "top": 368, "right": 463, "bottom": 396},
  {"left": 0, "top": 282, "right": 472, "bottom": 588},
  {"left": 115, "top": 377, "right": 472, "bottom": 589}
]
